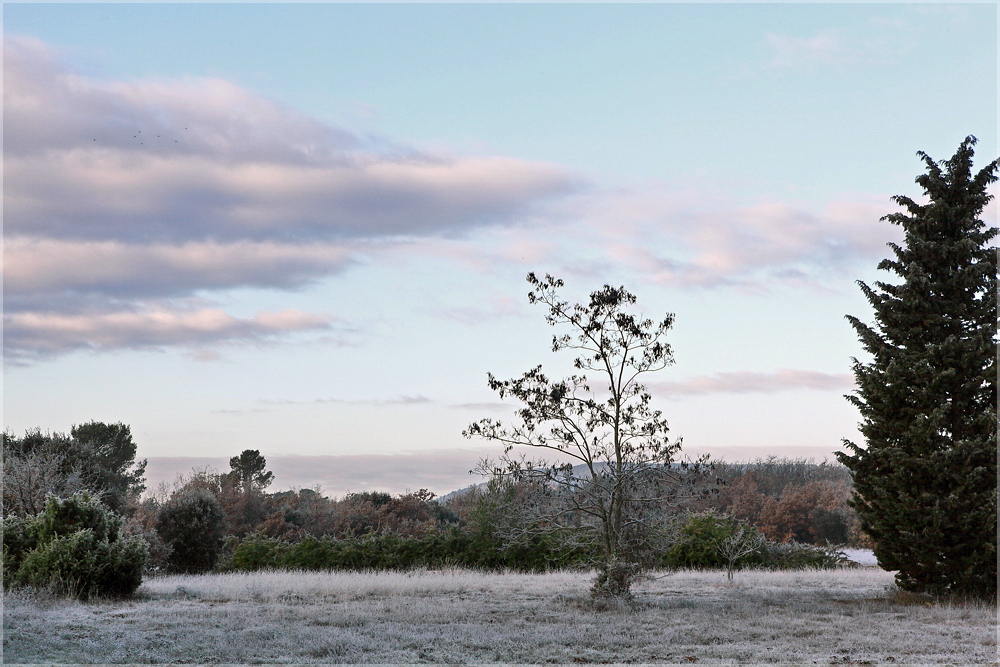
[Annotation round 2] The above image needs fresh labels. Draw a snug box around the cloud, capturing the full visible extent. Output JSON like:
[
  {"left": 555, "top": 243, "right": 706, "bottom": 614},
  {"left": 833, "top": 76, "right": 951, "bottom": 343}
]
[
  {"left": 261, "top": 395, "right": 433, "bottom": 407},
  {"left": 4, "top": 36, "right": 579, "bottom": 244},
  {"left": 649, "top": 369, "right": 854, "bottom": 397},
  {"left": 367, "top": 185, "right": 900, "bottom": 295},
  {"left": 3, "top": 306, "right": 332, "bottom": 362},
  {"left": 3, "top": 35, "right": 580, "bottom": 361},
  {"left": 7, "top": 152, "right": 578, "bottom": 243},
  {"left": 4, "top": 237, "right": 357, "bottom": 299},
  {"left": 561, "top": 187, "right": 903, "bottom": 290}
]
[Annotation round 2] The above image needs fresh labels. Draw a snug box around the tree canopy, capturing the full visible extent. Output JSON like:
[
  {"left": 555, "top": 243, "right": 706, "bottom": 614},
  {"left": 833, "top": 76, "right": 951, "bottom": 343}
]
[
  {"left": 228, "top": 449, "right": 274, "bottom": 494},
  {"left": 3, "top": 422, "right": 146, "bottom": 516}
]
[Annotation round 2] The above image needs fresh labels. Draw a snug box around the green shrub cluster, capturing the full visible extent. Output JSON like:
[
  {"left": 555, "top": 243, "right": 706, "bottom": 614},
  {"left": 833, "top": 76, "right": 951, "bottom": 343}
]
[
  {"left": 662, "top": 511, "right": 848, "bottom": 571},
  {"left": 2, "top": 493, "right": 147, "bottom": 599},
  {"left": 227, "top": 513, "right": 849, "bottom": 575},
  {"left": 664, "top": 511, "right": 768, "bottom": 569},
  {"left": 156, "top": 486, "right": 227, "bottom": 573},
  {"left": 230, "top": 529, "right": 591, "bottom": 572}
]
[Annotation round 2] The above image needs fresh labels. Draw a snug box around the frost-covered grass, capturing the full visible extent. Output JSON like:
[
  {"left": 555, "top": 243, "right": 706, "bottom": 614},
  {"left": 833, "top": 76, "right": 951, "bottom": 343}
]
[{"left": 4, "top": 567, "right": 995, "bottom": 664}]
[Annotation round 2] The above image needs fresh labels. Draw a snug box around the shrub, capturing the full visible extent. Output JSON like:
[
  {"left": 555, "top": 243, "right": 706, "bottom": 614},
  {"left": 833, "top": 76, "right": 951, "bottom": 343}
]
[
  {"left": 764, "top": 541, "right": 850, "bottom": 570},
  {"left": 664, "top": 511, "right": 767, "bottom": 570},
  {"left": 123, "top": 498, "right": 172, "bottom": 574},
  {"left": 156, "top": 486, "right": 227, "bottom": 573},
  {"left": 231, "top": 534, "right": 286, "bottom": 570},
  {"left": 1, "top": 514, "right": 38, "bottom": 584},
  {"left": 16, "top": 529, "right": 146, "bottom": 599},
  {"left": 663, "top": 511, "right": 848, "bottom": 572},
  {"left": 2, "top": 493, "right": 147, "bottom": 599},
  {"left": 35, "top": 488, "right": 122, "bottom": 542},
  {"left": 229, "top": 528, "right": 591, "bottom": 573}
]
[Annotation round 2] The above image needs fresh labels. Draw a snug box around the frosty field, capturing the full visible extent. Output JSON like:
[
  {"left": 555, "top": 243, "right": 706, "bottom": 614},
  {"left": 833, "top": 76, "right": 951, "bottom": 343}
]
[{"left": 3, "top": 567, "right": 995, "bottom": 665}]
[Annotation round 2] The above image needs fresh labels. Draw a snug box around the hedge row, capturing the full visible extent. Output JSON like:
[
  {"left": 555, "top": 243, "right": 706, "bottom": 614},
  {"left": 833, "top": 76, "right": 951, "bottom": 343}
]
[
  {"left": 229, "top": 530, "right": 592, "bottom": 572},
  {"left": 228, "top": 513, "right": 849, "bottom": 574}
]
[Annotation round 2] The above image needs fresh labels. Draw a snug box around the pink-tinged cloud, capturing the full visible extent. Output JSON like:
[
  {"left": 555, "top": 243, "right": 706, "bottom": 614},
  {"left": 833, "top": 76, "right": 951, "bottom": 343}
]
[
  {"left": 4, "top": 36, "right": 580, "bottom": 243},
  {"left": 3, "top": 35, "right": 581, "bottom": 361},
  {"left": 4, "top": 237, "right": 356, "bottom": 298},
  {"left": 649, "top": 369, "right": 855, "bottom": 396},
  {"left": 567, "top": 186, "right": 904, "bottom": 290},
  {"left": 3, "top": 307, "right": 331, "bottom": 361}
]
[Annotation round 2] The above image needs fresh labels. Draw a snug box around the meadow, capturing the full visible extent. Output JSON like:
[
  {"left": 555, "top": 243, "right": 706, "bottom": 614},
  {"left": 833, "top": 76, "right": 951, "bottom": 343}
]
[{"left": 4, "top": 567, "right": 995, "bottom": 665}]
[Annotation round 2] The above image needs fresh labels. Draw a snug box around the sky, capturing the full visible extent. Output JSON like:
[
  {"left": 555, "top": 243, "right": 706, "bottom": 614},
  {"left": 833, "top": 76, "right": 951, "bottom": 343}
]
[{"left": 3, "top": 3, "right": 997, "bottom": 497}]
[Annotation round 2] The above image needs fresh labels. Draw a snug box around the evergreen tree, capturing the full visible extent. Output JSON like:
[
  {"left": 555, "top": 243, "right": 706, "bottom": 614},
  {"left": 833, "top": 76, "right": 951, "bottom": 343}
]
[
  {"left": 71, "top": 421, "right": 147, "bottom": 513},
  {"left": 228, "top": 449, "right": 274, "bottom": 494},
  {"left": 837, "top": 136, "right": 997, "bottom": 598}
]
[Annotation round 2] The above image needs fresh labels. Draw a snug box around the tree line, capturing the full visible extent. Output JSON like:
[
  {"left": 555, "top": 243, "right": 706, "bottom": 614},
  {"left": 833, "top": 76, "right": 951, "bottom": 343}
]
[{"left": 2, "top": 425, "right": 855, "bottom": 599}]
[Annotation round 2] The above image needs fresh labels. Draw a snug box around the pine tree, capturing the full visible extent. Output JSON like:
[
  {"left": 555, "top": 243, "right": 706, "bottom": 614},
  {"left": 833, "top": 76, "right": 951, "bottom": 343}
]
[{"left": 837, "top": 136, "right": 998, "bottom": 598}]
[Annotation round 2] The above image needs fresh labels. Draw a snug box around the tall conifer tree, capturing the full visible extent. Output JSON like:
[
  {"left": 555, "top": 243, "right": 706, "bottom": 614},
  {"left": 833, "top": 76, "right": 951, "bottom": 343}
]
[{"left": 837, "top": 136, "right": 997, "bottom": 598}]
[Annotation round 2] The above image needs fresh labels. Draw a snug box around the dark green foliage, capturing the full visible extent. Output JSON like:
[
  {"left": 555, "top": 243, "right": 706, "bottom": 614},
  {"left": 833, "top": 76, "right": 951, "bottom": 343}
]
[
  {"left": 70, "top": 422, "right": 147, "bottom": 513},
  {"left": 1, "top": 514, "right": 37, "bottom": 584},
  {"left": 34, "top": 487, "right": 121, "bottom": 543},
  {"left": 663, "top": 511, "right": 846, "bottom": 571},
  {"left": 228, "top": 517, "right": 845, "bottom": 575},
  {"left": 838, "top": 136, "right": 998, "bottom": 598},
  {"left": 2, "top": 493, "right": 147, "bottom": 599},
  {"left": 807, "top": 506, "right": 849, "bottom": 545},
  {"left": 227, "top": 449, "right": 274, "bottom": 494},
  {"left": 762, "top": 541, "right": 849, "bottom": 570},
  {"left": 665, "top": 512, "right": 767, "bottom": 570},
  {"left": 156, "top": 486, "right": 227, "bottom": 573},
  {"left": 230, "top": 529, "right": 591, "bottom": 573},
  {"left": 16, "top": 529, "right": 146, "bottom": 599}
]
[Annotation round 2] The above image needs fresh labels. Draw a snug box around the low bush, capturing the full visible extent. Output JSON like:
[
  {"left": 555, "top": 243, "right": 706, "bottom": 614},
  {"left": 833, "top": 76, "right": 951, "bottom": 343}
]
[
  {"left": 663, "top": 511, "right": 848, "bottom": 572},
  {"left": 664, "top": 511, "right": 768, "bottom": 570},
  {"left": 156, "top": 486, "right": 227, "bottom": 573},
  {"left": 764, "top": 540, "right": 850, "bottom": 569},
  {"left": 230, "top": 529, "right": 591, "bottom": 573},
  {"left": 1, "top": 493, "right": 147, "bottom": 599}
]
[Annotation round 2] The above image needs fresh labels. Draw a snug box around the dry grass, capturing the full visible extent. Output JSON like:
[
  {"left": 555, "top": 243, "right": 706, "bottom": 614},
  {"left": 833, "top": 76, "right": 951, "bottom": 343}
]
[{"left": 3, "top": 567, "right": 996, "bottom": 665}]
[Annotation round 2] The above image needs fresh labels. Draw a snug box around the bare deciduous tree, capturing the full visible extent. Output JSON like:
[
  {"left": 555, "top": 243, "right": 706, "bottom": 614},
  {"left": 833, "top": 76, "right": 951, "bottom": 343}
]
[
  {"left": 715, "top": 523, "right": 766, "bottom": 581},
  {"left": 465, "top": 273, "right": 710, "bottom": 598},
  {"left": 2, "top": 448, "right": 90, "bottom": 518}
]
